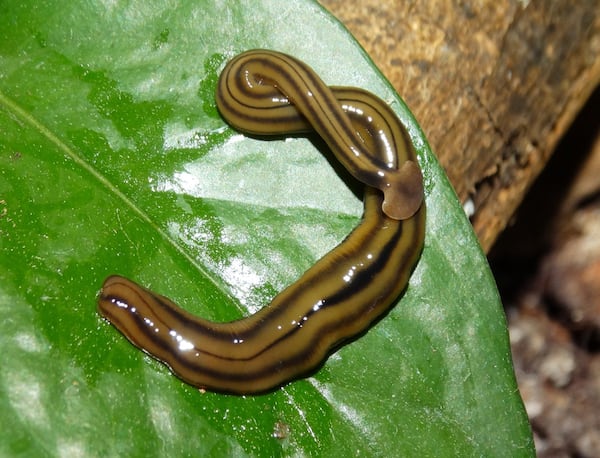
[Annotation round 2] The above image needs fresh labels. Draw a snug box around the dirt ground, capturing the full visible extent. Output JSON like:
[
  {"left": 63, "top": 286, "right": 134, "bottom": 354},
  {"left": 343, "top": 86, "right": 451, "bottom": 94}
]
[{"left": 489, "top": 88, "right": 600, "bottom": 458}]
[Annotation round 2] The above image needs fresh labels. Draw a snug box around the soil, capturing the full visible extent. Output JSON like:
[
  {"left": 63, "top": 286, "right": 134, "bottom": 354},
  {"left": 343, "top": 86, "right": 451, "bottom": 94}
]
[{"left": 489, "top": 88, "right": 600, "bottom": 458}]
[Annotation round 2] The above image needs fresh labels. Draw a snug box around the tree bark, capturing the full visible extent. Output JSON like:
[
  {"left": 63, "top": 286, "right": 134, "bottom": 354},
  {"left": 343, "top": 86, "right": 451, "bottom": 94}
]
[{"left": 319, "top": 0, "right": 600, "bottom": 252}]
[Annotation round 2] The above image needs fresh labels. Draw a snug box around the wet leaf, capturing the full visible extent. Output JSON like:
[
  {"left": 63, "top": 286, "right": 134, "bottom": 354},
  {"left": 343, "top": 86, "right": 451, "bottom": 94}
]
[{"left": 0, "top": 0, "right": 534, "bottom": 456}]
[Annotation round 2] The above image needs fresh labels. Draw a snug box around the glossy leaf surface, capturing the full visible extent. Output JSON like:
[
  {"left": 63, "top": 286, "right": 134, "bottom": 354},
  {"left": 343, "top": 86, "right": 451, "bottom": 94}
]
[{"left": 0, "top": 0, "right": 534, "bottom": 456}]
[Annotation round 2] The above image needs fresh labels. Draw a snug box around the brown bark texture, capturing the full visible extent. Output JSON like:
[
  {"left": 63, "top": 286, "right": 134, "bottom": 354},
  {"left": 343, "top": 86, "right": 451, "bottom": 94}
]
[{"left": 319, "top": 0, "right": 600, "bottom": 252}]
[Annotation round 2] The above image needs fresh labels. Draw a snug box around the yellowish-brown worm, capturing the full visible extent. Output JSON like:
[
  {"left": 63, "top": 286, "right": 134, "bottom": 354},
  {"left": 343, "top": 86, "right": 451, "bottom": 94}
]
[
  {"left": 98, "top": 49, "right": 425, "bottom": 394},
  {"left": 216, "top": 49, "right": 423, "bottom": 220}
]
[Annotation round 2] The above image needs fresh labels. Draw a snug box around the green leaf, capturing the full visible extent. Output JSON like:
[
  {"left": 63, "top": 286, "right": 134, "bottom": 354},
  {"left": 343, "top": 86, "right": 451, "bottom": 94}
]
[{"left": 0, "top": 0, "right": 534, "bottom": 456}]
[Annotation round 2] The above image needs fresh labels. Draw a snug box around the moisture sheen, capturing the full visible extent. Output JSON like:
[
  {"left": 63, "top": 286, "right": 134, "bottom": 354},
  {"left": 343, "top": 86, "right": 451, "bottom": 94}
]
[{"left": 98, "top": 49, "right": 425, "bottom": 394}]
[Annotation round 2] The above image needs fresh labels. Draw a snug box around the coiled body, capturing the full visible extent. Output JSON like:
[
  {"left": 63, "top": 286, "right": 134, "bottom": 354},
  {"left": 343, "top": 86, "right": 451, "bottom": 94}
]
[{"left": 98, "top": 50, "right": 425, "bottom": 394}]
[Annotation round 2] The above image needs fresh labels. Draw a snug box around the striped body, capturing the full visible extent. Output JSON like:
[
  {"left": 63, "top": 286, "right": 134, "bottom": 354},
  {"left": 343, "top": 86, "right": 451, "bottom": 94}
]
[
  {"left": 216, "top": 50, "right": 423, "bottom": 220},
  {"left": 98, "top": 49, "right": 425, "bottom": 394}
]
